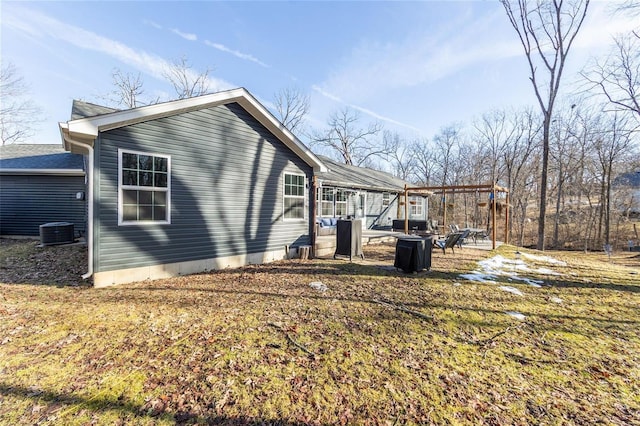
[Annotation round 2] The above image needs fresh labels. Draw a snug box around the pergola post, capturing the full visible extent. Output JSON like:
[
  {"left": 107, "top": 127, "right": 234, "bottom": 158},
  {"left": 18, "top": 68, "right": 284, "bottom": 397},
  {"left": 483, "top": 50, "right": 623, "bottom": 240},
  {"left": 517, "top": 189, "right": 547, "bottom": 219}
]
[
  {"left": 491, "top": 185, "right": 497, "bottom": 250},
  {"left": 403, "top": 185, "right": 409, "bottom": 234},
  {"left": 505, "top": 192, "right": 510, "bottom": 245}
]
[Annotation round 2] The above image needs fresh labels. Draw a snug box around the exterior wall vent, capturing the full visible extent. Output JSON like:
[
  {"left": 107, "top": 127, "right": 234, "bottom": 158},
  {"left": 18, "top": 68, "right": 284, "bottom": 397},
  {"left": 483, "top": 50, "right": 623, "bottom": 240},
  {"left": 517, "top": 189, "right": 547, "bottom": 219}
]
[{"left": 40, "top": 222, "right": 75, "bottom": 246}]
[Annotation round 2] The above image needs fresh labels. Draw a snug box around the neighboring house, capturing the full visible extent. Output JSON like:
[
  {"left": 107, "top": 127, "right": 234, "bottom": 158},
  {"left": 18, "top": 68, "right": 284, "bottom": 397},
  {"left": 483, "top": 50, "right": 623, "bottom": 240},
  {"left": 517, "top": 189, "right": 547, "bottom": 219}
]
[
  {"left": 615, "top": 171, "right": 640, "bottom": 216},
  {"left": 0, "top": 144, "right": 86, "bottom": 237},
  {"left": 59, "top": 88, "right": 326, "bottom": 287},
  {"left": 316, "top": 155, "right": 427, "bottom": 229}
]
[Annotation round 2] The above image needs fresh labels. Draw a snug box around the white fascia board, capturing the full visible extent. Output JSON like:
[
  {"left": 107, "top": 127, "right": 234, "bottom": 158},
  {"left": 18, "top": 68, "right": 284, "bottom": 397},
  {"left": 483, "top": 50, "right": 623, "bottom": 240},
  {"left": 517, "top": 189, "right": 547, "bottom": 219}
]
[{"left": 61, "top": 88, "right": 327, "bottom": 173}]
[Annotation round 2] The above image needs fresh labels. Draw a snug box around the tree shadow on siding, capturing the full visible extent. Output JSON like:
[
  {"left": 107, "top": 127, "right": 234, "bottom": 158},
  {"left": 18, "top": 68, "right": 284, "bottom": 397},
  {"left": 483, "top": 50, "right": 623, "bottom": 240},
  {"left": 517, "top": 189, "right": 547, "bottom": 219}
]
[{"left": 93, "top": 103, "right": 310, "bottom": 280}]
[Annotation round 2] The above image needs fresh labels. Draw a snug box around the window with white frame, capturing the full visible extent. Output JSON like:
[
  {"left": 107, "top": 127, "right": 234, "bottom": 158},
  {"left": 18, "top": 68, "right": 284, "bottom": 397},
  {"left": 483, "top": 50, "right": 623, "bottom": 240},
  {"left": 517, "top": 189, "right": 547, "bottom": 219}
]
[
  {"left": 382, "top": 192, "right": 391, "bottom": 207},
  {"left": 118, "top": 150, "right": 171, "bottom": 225},
  {"left": 335, "top": 189, "right": 347, "bottom": 216},
  {"left": 119, "top": 150, "right": 170, "bottom": 224},
  {"left": 409, "top": 196, "right": 423, "bottom": 216},
  {"left": 284, "top": 173, "right": 305, "bottom": 220},
  {"left": 320, "top": 187, "right": 334, "bottom": 216}
]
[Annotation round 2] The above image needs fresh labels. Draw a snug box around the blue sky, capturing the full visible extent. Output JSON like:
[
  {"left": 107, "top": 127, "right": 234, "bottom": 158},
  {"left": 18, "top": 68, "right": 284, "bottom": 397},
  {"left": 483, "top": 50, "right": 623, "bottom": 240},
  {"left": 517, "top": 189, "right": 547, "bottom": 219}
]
[{"left": 1, "top": 1, "right": 636, "bottom": 147}]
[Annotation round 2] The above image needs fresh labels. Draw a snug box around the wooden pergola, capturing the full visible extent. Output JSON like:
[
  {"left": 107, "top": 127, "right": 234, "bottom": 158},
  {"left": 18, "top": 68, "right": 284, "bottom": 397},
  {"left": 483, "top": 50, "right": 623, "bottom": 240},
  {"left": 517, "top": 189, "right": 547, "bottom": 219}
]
[{"left": 402, "top": 183, "right": 510, "bottom": 250}]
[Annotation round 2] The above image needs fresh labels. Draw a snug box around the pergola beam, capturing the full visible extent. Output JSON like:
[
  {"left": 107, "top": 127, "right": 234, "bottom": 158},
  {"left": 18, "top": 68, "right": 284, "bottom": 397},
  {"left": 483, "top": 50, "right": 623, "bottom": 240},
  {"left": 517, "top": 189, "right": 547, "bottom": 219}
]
[{"left": 402, "top": 183, "right": 510, "bottom": 250}]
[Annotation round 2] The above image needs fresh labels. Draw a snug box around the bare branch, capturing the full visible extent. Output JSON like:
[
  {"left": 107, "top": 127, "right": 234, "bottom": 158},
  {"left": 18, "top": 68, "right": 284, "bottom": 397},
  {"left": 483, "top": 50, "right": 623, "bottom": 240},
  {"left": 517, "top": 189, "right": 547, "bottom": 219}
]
[{"left": 273, "top": 86, "right": 310, "bottom": 134}]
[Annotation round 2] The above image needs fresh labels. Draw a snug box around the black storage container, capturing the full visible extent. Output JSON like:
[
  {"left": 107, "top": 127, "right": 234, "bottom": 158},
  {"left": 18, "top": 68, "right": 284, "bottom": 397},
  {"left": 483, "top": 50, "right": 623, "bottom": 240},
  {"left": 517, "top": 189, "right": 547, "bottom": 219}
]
[
  {"left": 394, "top": 236, "right": 433, "bottom": 272},
  {"left": 334, "top": 219, "right": 364, "bottom": 261}
]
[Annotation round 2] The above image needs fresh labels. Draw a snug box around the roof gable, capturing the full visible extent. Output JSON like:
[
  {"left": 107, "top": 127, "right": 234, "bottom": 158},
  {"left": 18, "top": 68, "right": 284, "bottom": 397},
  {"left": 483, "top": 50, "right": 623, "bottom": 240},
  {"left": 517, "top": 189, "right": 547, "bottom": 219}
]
[
  {"left": 71, "top": 100, "right": 118, "bottom": 120},
  {"left": 60, "top": 88, "right": 326, "bottom": 172}
]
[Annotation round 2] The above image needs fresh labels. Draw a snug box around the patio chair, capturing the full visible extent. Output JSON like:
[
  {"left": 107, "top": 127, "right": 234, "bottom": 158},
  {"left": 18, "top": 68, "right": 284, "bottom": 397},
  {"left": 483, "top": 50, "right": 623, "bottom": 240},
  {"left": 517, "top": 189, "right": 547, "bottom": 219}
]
[
  {"left": 456, "top": 229, "right": 471, "bottom": 248},
  {"left": 434, "top": 232, "right": 463, "bottom": 254}
]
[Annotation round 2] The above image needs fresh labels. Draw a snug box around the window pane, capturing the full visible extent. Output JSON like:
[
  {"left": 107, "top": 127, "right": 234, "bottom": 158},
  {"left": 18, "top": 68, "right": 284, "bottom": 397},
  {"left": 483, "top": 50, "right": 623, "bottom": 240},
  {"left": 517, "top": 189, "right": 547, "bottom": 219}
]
[
  {"left": 154, "top": 191, "right": 166, "bottom": 205},
  {"left": 153, "top": 205, "right": 166, "bottom": 221},
  {"left": 139, "top": 172, "right": 153, "bottom": 186},
  {"left": 139, "top": 205, "right": 153, "bottom": 221},
  {"left": 139, "top": 155, "right": 153, "bottom": 170},
  {"left": 123, "top": 205, "right": 138, "bottom": 221},
  {"left": 123, "top": 153, "right": 138, "bottom": 169},
  {"left": 154, "top": 172, "right": 167, "bottom": 188},
  {"left": 154, "top": 157, "right": 167, "bottom": 172},
  {"left": 284, "top": 198, "right": 304, "bottom": 219},
  {"left": 321, "top": 201, "right": 333, "bottom": 216},
  {"left": 123, "top": 190, "right": 138, "bottom": 205},
  {"left": 138, "top": 190, "right": 152, "bottom": 205},
  {"left": 122, "top": 170, "right": 137, "bottom": 186}
]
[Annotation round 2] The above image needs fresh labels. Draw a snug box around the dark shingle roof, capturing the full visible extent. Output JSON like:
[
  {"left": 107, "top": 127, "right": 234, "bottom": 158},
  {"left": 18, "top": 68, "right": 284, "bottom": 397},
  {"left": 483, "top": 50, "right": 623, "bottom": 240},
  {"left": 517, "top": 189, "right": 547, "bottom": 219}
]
[
  {"left": 0, "top": 144, "right": 84, "bottom": 170},
  {"left": 71, "top": 100, "right": 118, "bottom": 120},
  {"left": 316, "top": 155, "right": 409, "bottom": 192}
]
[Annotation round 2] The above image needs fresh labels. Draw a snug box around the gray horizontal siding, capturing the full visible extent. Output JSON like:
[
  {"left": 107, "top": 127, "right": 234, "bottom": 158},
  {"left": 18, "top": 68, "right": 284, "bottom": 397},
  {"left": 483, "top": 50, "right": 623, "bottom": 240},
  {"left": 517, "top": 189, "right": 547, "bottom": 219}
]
[
  {"left": 0, "top": 175, "right": 86, "bottom": 236},
  {"left": 94, "top": 102, "right": 312, "bottom": 272}
]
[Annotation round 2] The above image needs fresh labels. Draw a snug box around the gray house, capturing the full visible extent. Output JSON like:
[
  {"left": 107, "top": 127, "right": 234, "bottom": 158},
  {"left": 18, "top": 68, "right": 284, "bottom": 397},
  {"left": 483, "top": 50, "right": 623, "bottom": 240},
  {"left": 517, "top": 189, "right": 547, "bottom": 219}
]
[
  {"left": 59, "top": 88, "right": 325, "bottom": 287},
  {"left": 316, "top": 155, "right": 428, "bottom": 230},
  {"left": 0, "top": 144, "right": 86, "bottom": 237}
]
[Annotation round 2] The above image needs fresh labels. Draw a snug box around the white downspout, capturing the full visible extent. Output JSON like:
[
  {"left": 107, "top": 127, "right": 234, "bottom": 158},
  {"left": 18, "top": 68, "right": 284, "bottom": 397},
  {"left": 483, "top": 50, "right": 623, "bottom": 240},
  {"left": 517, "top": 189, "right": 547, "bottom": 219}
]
[{"left": 63, "top": 134, "right": 94, "bottom": 280}]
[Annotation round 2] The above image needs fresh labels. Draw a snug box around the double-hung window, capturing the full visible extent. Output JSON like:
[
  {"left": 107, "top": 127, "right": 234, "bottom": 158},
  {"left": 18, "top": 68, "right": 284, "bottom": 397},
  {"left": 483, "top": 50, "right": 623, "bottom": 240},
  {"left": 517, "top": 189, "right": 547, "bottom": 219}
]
[
  {"left": 119, "top": 150, "right": 170, "bottom": 224},
  {"left": 335, "top": 189, "right": 347, "bottom": 216},
  {"left": 409, "top": 196, "right": 423, "bottom": 216},
  {"left": 283, "top": 173, "right": 305, "bottom": 220},
  {"left": 320, "top": 187, "right": 334, "bottom": 216},
  {"left": 382, "top": 192, "right": 391, "bottom": 207}
]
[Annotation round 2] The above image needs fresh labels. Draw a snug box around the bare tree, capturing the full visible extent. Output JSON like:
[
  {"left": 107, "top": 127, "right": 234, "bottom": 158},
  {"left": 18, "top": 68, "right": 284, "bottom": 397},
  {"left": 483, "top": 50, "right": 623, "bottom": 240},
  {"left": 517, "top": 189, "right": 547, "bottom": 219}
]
[
  {"left": 107, "top": 68, "right": 148, "bottom": 108},
  {"left": 501, "top": 0, "right": 590, "bottom": 250},
  {"left": 163, "top": 56, "right": 212, "bottom": 99},
  {"left": 383, "top": 131, "right": 415, "bottom": 181},
  {"left": 411, "top": 137, "right": 437, "bottom": 186},
  {"left": 582, "top": 33, "right": 640, "bottom": 118},
  {"left": 311, "top": 107, "right": 384, "bottom": 166},
  {"left": 593, "top": 112, "right": 635, "bottom": 247},
  {"left": 273, "top": 86, "right": 310, "bottom": 135},
  {"left": 0, "top": 63, "right": 42, "bottom": 145}
]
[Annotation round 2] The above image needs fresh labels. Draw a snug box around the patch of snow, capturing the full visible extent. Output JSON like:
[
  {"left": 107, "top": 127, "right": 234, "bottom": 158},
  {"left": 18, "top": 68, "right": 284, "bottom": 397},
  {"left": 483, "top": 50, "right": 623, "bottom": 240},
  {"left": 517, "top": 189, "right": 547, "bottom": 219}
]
[
  {"left": 458, "top": 273, "right": 497, "bottom": 284},
  {"left": 453, "top": 282, "right": 462, "bottom": 287},
  {"left": 499, "top": 286, "right": 524, "bottom": 296},
  {"left": 505, "top": 311, "right": 526, "bottom": 320},
  {"left": 309, "top": 281, "right": 327, "bottom": 292},
  {"left": 550, "top": 297, "right": 563, "bottom": 304},
  {"left": 521, "top": 252, "right": 567, "bottom": 266}
]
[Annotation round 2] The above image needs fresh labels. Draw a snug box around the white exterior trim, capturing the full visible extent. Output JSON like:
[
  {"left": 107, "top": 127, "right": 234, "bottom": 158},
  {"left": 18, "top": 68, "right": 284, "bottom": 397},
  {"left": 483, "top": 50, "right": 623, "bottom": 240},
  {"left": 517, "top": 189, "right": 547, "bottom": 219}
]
[
  {"left": 117, "top": 148, "right": 171, "bottom": 226},
  {"left": 282, "top": 172, "right": 307, "bottom": 222},
  {"left": 61, "top": 88, "right": 326, "bottom": 173}
]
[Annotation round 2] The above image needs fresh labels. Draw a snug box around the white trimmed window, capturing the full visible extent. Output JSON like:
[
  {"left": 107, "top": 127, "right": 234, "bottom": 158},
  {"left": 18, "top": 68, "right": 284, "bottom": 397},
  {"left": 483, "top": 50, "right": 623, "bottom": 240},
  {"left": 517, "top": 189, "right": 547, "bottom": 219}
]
[
  {"left": 336, "top": 189, "right": 347, "bottom": 216},
  {"left": 320, "top": 187, "right": 334, "bottom": 216},
  {"left": 382, "top": 192, "right": 391, "bottom": 207},
  {"left": 283, "top": 173, "right": 305, "bottom": 220},
  {"left": 409, "top": 196, "right": 423, "bottom": 216},
  {"left": 119, "top": 150, "right": 170, "bottom": 224}
]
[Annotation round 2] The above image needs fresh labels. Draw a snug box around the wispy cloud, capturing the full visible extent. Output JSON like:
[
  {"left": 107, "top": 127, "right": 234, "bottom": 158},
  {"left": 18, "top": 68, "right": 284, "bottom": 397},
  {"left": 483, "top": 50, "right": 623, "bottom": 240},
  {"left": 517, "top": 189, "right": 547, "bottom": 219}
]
[
  {"left": 171, "top": 28, "right": 197, "bottom": 42},
  {"left": 204, "top": 40, "right": 269, "bottom": 68},
  {"left": 3, "top": 6, "right": 234, "bottom": 92},
  {"left": 311, "top": 85, "right": 422, "bottom": 133},
  {"left": 143, "top": 19, "right": 163, "bottom": 30}
]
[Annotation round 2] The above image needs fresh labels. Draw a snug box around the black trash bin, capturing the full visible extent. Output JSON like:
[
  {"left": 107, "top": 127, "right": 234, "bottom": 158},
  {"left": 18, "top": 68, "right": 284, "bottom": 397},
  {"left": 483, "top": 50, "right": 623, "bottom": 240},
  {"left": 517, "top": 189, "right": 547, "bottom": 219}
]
[
  {"left": 334, "top": 219, "right": 364, "bottom": 261},
  {"left": 394, "top": 236, "right": 433, "bottom": 272}
]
